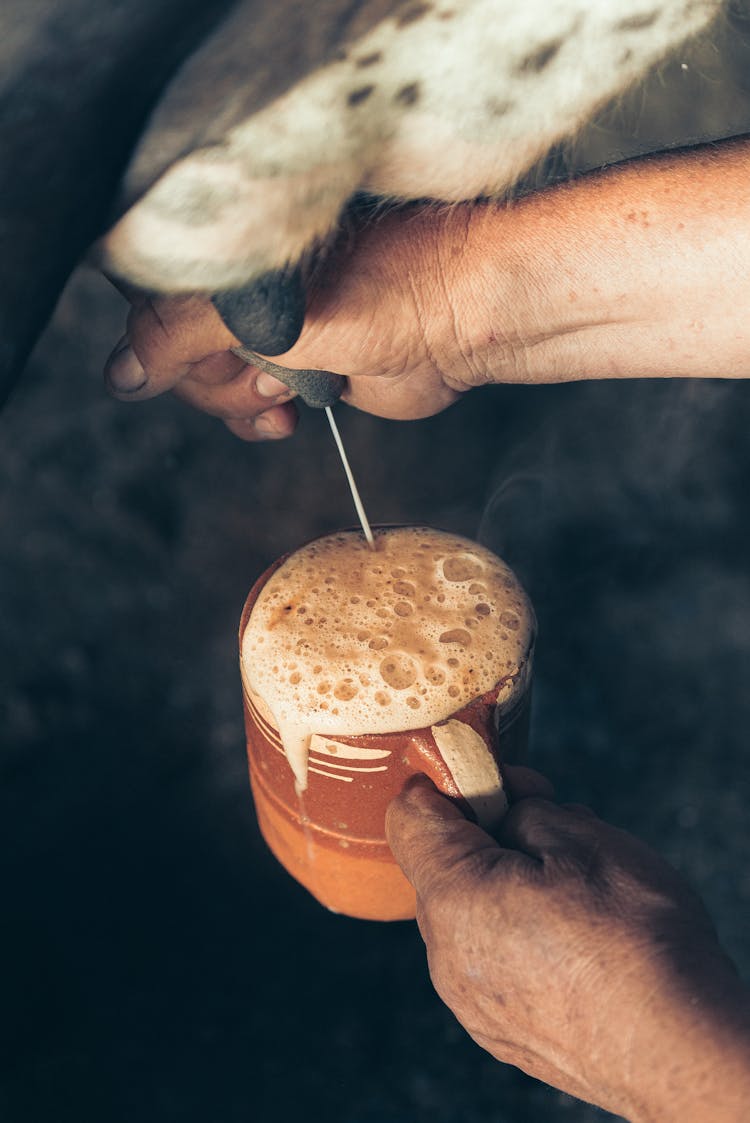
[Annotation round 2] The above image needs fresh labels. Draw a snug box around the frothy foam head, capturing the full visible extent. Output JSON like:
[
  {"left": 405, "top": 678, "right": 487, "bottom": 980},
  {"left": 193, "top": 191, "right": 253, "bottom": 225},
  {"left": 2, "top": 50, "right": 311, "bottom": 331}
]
[{"left": 241, "top": 528, "right": 535, "bottom": 786}]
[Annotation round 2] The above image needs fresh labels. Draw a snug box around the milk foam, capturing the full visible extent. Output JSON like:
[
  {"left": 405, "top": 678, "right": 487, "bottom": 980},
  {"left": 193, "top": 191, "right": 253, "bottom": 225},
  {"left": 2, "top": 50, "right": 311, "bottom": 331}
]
[{"left": 241, "top": 527, "right": 534, "bottom": 789}]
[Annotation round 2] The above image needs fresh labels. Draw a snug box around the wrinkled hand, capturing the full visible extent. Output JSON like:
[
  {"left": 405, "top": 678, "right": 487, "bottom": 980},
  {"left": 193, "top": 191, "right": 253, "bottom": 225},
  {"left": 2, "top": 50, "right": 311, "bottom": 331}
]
[
  {"left": 103, "top": 206, "right": 493, "bottom": 440},
  {"left": 386, "top": 770, "right": 750, "bottom": 1121}
]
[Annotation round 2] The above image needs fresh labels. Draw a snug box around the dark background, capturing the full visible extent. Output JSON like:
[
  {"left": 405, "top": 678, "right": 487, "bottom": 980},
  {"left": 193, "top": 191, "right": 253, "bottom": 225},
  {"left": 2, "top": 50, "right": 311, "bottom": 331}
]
[{"left": 3, "top": 15, "right": 750, "bottom": 1123}]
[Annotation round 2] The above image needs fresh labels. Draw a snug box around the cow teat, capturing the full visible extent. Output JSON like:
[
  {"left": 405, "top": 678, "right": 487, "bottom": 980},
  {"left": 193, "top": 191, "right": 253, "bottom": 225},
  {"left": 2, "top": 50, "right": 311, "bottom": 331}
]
[{"left": 212, "top": 265, "right": 305, "bottom": 355}]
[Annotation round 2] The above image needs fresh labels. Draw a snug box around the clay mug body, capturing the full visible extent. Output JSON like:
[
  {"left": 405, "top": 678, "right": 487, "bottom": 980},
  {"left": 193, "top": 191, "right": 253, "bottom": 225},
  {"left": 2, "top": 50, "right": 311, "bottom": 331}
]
[{"left": 239, "top": 527, "right": 535, "bottom": 922}]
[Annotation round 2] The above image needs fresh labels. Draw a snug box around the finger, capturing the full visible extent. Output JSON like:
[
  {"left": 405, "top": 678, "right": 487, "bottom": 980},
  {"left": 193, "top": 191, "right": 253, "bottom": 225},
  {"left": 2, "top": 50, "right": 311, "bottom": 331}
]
[
  {"left": 106, "top": 341, "right": 252, "bottom": 399},
  {"left": 496, "top": 798, "right": 599, "bottom": 862},
  {"left": 502, "top": 764, "right": 556, "bottom": 804},
  {"left": 172, "top": 349, "right": 248, "bottom": 388},
  {"left": 562, "top": 802, "right": 599, "bottom": 819},
  {"left": 173, "top": 363, "right": 296, "bottom": 420},
  {"left": 106, "top": 295, "right": 239, "bottom": 400},
  {"left": 223, "top": 402, "right": 299, "bottom": 442},
  {"left": 386, "top": 775, "right": 509, "bottom": 902}
]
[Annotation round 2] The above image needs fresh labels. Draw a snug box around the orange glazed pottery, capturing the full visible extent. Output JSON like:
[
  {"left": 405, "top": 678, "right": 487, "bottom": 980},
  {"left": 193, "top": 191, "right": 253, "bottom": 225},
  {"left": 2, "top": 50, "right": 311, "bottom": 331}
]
[{"left": 239, "top": 529, "right": 534, "bottom": 922}]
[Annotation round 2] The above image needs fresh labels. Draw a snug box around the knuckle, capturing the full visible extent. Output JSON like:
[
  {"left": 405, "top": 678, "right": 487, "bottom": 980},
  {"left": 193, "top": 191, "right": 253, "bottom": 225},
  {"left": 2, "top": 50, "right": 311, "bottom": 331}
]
[
  {"left": 500, "top": 796, "right": 554, "bottom": 841},
  {"left": 506, "top": 796, "right": 552, "bottom": 827},
  {"left": 416, "top": 845, "right": 498, "bottom": 916}
]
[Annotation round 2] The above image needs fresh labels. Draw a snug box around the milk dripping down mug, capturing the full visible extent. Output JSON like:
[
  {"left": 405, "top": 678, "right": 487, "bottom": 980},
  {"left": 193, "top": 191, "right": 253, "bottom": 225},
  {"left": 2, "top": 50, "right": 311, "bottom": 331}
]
[{"left": 239, "top": 526, "right": 535, "bottom": 921}]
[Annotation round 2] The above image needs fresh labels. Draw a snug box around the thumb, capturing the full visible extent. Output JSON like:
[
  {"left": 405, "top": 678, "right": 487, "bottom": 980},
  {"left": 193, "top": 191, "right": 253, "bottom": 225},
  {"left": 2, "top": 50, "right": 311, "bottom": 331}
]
[
  {"left": 106, "top": 295, "right": 237, "bottom": 400},
  {"left": 386, "top": 775, "right": 505, "bottom": 902}
]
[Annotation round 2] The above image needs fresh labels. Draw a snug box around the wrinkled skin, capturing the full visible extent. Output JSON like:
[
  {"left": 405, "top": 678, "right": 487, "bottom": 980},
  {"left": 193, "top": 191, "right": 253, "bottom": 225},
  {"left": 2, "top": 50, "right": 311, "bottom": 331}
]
[
  {"left": 105, "top": 138, "right": 750, "bottom": 441},
  {"left": 104, "top": 205, "right": 469, "bottom": 439},
  {"left": 385, "top": 770, "right": 750, "bottom": 1122}
]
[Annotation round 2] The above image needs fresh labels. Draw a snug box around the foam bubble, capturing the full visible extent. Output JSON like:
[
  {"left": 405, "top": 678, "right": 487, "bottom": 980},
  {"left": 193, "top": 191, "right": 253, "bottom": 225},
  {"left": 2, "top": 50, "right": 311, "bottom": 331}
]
[
  {"left": 241, "top": 527, "right": 535, "bottom": 787},
  {"left": 439, "top": 628, "right": 472, "bottom": 647},
  {"left": 334, "top": 679, "right": 358, "bottom": 701},
  {"left": 442, "top": 554, "right": 484, "bottom": 583},
  {"left": 379, "top": 654, "right": 417, "bottom": 691}
]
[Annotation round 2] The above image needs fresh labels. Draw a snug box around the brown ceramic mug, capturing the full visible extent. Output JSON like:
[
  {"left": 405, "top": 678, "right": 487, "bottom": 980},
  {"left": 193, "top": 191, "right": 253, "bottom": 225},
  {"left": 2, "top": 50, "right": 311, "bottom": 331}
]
[{"left": 239, "top": 526, "right": 535, "bottom": 922}]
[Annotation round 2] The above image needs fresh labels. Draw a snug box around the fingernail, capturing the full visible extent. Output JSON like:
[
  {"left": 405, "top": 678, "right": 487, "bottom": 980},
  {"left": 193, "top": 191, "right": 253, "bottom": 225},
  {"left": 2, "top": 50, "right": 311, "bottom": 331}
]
[
  {"left": 255, "top": 371, "right": 290, "bottom": 399},
  {"left": 253, "top": 413, "right": 285, "bottom": 438},
  {"left": 107, "top": 345, "right": 147, "bottom": 393}
]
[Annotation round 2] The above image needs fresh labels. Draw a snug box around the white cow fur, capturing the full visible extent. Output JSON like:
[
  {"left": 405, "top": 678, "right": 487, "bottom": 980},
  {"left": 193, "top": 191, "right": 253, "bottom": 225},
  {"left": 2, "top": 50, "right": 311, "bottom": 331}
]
[{"left": 101, "top": 0, "right": 723, "bottom": 293}]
